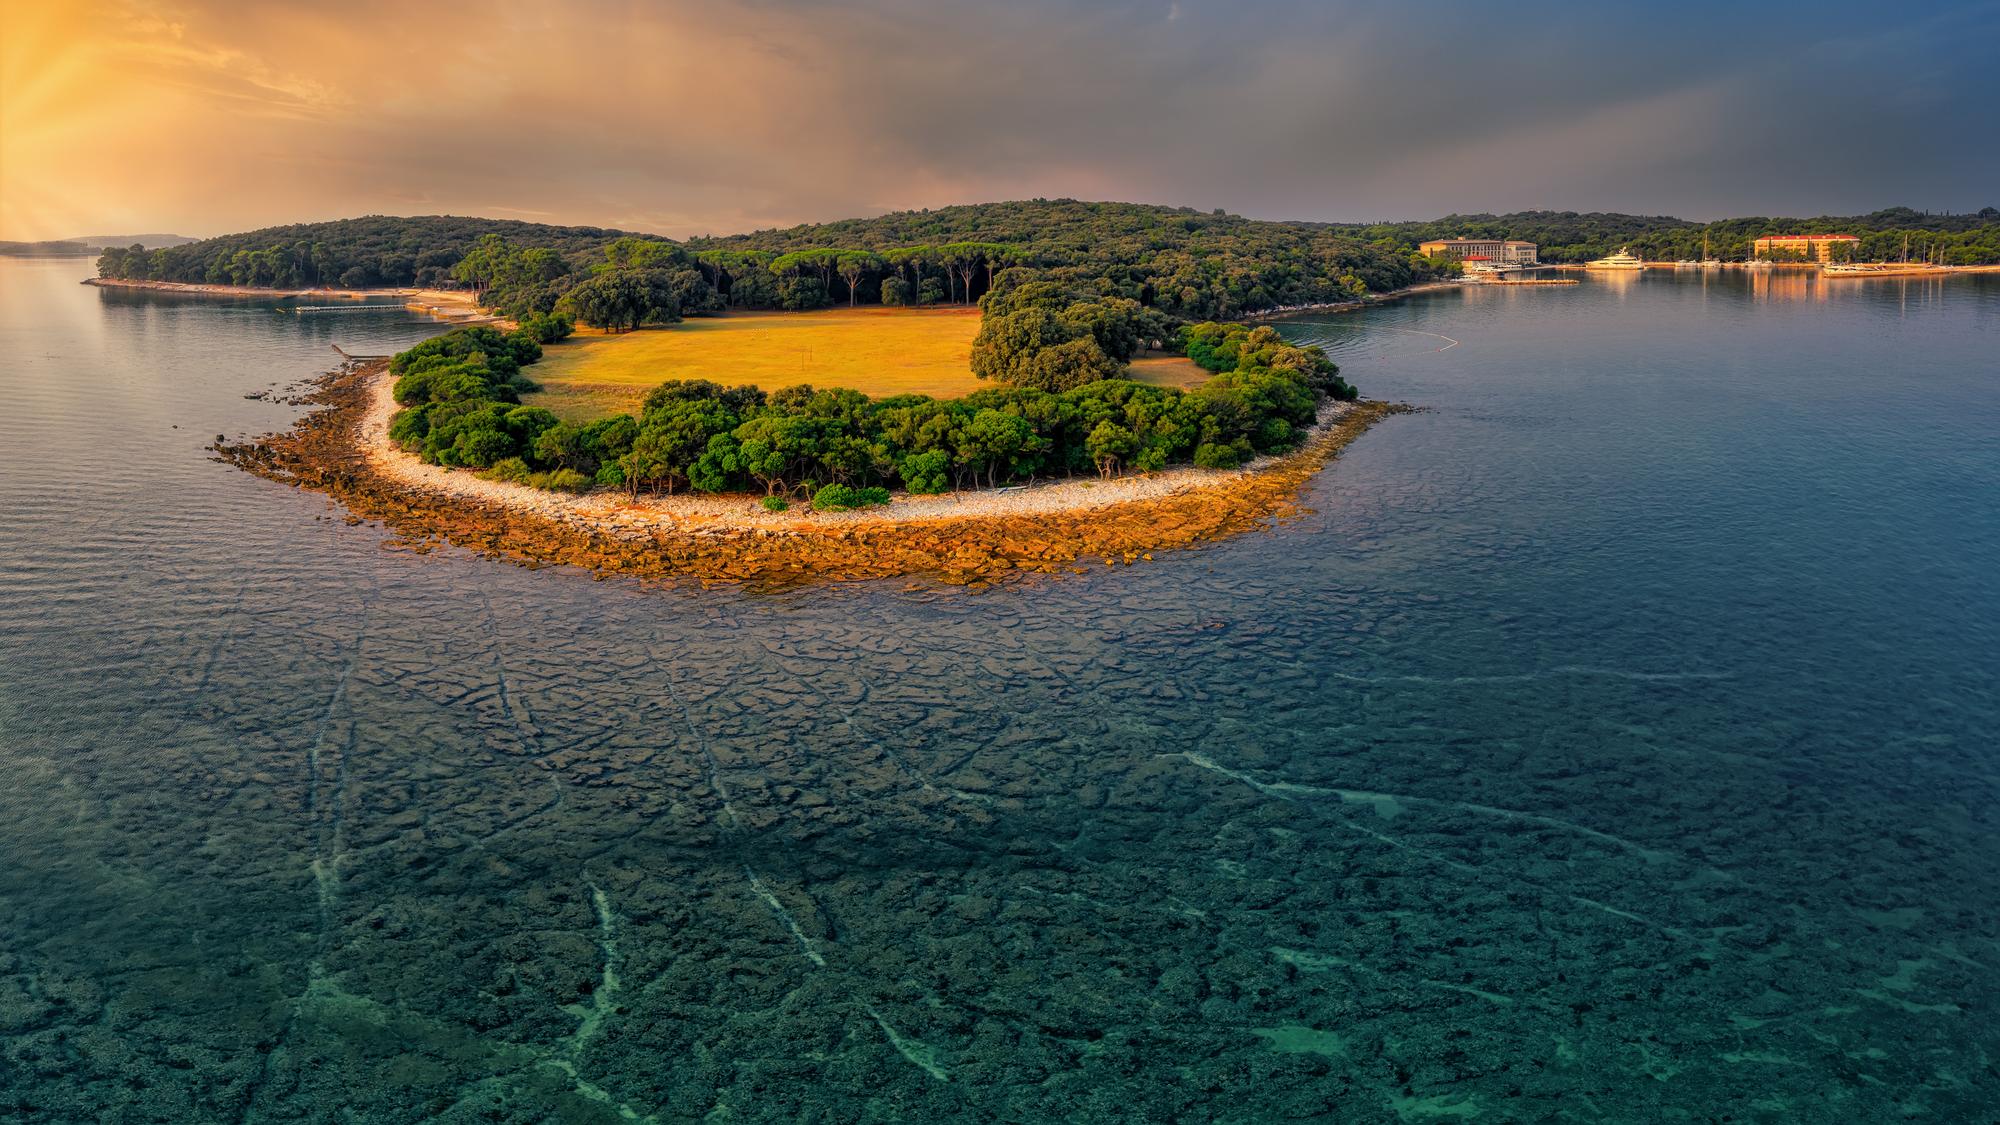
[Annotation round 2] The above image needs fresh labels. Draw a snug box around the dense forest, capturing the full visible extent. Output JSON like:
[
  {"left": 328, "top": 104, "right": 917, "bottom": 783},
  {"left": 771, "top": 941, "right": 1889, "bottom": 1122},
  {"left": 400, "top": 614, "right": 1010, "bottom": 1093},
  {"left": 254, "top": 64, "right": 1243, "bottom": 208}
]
[
  {"left": 95, "top": 202, "right": 1450, "bottom": 319},
  {"left": 96, "top": 204, "right": 1438, "bottom": 413},
  {"left": 684, "top": 199, "right": 1451, "bottom": 316},
  {"left": 93, "top": 216, "right": 658, "bottom": 288},
  {"left": 385, "top": 319, "right": 1355, "bottom": 504},
  {"left": 92, "top": 203, "right": 2000, "bottom": 307}
]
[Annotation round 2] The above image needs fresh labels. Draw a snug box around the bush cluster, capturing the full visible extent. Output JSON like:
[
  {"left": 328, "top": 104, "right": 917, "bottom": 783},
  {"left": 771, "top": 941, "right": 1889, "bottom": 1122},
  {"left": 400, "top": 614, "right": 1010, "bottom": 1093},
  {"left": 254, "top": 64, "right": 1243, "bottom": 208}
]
[
  {"left": 384, "top": 326, "right": 568, "bottom": 469},
  {"left": 1182, "top": 322, "right": 1359, "bottom": 401},
  {"left": 968, "top": 280, "right": 1178, "bottom": 392},
  {"left": 811, "top": 484, "right": 892, "bottom": 511}
]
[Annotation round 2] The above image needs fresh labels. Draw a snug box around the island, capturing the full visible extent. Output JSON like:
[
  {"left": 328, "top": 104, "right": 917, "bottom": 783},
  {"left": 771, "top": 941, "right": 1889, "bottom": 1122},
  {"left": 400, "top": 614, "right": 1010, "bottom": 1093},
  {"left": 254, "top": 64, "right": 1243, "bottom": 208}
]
[{"left": 93, "top": 201, "right": 2000, "bottom": 585}]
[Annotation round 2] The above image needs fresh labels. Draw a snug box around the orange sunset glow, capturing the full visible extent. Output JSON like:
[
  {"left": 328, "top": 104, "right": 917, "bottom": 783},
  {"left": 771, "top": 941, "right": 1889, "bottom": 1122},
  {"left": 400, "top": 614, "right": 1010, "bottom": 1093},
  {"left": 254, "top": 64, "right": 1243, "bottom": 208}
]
[{"left": 10, "top": 0, "right": 1995, "bottom": 244}]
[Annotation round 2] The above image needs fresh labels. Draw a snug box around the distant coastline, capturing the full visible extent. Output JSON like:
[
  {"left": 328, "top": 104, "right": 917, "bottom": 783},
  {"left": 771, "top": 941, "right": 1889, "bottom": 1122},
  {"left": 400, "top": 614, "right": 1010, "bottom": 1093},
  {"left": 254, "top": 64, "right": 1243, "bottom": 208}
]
[
  {"left": 82, "top": 277, "right": 501, "bottom": 323},
  {"left": 81, "top": 273, "right": 1469, "bottom": 323}
]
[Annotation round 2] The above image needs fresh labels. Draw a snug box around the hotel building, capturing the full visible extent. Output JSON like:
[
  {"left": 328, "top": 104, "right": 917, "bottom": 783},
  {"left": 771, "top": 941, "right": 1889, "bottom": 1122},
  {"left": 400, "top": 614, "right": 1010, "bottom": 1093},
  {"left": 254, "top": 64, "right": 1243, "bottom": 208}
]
[
  {"left": 1752, "top": 234, "right": 1860, "bottom": 263},
  {"left": 1419, "top": 239, "right": 1539, "bottom": 265}
]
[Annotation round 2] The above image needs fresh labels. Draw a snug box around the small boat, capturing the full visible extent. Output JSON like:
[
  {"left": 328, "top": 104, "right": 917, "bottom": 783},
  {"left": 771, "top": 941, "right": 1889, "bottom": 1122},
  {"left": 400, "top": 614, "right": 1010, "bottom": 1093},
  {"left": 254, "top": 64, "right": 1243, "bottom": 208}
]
[
  {"left": 1584, "top": 248, "right": 1645, "bottom": 270},
  {"left": 1674, "top": 259, "right": 1701, "bottom": 268},
  {"left": 1742, "top": 258, "right": 1773, "bottom": 269}
]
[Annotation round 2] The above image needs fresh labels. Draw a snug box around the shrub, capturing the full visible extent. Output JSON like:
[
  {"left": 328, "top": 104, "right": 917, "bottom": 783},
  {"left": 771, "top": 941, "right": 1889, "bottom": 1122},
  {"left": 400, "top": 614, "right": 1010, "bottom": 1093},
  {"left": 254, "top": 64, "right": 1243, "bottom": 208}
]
[
  {"left": 545, "top": 468, "right": 592, "bottom": 493},
  {"left": 1192, "top": 441, "right": 1244, "bottom": 470},
  {"left": 810, "top": 483, "right": 891, "bottom": 511},
  {"left": 387, "top": 405, "right": 431, "bottom": 448},
  {"left": 483, "top": 457, "right": 532, "bottom": 483},
  {"left": 760, "top": 496, "right": 789, "bottom": 512},
  {"left": 515, "top": 311, "right": 574, "bottom": 344},
  {"left": 1254, "top": 417, "right": 1295, "bottom": 450},
  {"left": 898, "top": 449, "right": 951, "bottom": 494}
]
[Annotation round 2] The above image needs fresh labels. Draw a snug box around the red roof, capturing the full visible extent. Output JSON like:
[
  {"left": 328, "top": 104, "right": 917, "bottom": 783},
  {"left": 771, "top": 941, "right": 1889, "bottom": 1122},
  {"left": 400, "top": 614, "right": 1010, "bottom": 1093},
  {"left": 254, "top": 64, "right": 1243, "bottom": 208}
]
[{"left": 1758, "top": 234, "right": 1859, "bottom": 240}]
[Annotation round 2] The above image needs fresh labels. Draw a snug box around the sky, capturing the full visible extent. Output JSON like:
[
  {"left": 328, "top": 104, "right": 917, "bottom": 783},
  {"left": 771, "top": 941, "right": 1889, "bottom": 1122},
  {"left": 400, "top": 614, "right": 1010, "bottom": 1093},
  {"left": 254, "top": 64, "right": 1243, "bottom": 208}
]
[{"left": 4, "top": 0, "right": 1997, "bottom": 241}]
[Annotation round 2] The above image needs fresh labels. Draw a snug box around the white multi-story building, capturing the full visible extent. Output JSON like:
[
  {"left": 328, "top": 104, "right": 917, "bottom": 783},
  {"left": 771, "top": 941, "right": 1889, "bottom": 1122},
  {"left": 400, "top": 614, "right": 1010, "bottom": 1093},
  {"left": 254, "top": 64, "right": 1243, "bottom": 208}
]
[{"left": 1419, "top": 239, "right": 1539, "bottom": 265}]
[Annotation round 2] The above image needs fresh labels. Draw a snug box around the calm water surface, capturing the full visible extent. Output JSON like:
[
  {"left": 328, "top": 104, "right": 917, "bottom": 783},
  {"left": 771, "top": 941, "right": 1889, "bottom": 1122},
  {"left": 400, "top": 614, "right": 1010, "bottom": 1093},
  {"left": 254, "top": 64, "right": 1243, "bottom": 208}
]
[{"left": 1, "top": 260, "right": 1995, "bottom": 1122}]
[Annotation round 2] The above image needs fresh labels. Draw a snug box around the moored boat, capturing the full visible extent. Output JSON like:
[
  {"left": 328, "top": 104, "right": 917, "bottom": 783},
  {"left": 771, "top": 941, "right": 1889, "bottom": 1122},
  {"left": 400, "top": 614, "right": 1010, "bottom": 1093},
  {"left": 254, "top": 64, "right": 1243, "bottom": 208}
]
[
  {"left": 1585, "top": 248, "right": 1645, "bottom": 270},
  {"left": 1821, "top": 262, "right": 1947, "bottom": 278}
]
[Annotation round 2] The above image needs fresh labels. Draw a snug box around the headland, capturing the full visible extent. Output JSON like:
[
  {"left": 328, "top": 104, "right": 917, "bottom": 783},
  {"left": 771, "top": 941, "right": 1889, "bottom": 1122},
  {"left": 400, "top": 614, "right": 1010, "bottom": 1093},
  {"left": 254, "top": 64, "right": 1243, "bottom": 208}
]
[{"left": 216, "top": 358, "right": 1402, "bottom": 588}]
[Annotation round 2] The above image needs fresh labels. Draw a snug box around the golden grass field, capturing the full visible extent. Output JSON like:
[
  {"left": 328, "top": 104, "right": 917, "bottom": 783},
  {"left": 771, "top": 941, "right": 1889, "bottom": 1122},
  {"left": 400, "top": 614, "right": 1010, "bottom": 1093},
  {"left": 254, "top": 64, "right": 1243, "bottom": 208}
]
[
  {"left": 523, "top": 307, "right": 985, "bottom": 420},
  {"left": 1126, "top": 353, "right": 1212, "bottom": 389}
]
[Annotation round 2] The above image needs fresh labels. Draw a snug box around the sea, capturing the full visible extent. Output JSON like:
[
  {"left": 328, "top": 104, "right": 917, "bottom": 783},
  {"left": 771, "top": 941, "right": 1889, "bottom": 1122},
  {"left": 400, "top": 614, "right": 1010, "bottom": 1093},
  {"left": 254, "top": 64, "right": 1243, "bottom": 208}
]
[{"left": 1, "top": 259, "right": 1995, "bottom": 1122}]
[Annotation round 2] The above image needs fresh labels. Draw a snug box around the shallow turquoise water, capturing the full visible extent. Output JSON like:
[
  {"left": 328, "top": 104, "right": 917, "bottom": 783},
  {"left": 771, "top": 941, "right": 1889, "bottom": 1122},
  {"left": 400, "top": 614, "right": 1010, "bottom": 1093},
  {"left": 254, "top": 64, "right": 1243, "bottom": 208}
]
[{"left": 1, "top": 260, "right": 1995, "bottom": 1122}]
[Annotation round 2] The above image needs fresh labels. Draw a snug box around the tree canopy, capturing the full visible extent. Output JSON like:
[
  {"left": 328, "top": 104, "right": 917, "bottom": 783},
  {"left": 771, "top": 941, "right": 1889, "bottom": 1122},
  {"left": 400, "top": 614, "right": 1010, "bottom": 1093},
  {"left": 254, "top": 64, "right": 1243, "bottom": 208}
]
[
  {"left": 94, "top": 215, "right": 654, "bottom": 289},
  {"left": 94, "top": 203, "right": 2000, "bottom": 303}
]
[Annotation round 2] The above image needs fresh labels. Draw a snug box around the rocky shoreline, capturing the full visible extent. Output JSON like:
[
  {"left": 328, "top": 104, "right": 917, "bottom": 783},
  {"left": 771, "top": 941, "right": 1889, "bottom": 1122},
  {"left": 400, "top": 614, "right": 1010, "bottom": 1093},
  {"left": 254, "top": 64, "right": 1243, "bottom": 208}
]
[
  {"left": 217, "top": 363, "right": 1405, "bottom": 588},
  {"left": 1243, "top": 279, "right": 1465, "bottom": 321}
]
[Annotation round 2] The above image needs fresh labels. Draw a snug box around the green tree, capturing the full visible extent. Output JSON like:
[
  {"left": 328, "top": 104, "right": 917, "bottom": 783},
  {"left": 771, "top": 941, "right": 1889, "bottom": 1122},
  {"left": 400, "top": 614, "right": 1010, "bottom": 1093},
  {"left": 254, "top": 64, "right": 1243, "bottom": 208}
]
[
  {"left": 959, "top": 408, "right": 1046, "bottom": 489},
  {"left": 836, "top": 251, "right": 885, "bottom": 306},
  {"left": 1085, "top": 420, "right": 1137, "bottom": 479},
  {"left": 558, "top": 269, "right": 680, "bottom": 331}
]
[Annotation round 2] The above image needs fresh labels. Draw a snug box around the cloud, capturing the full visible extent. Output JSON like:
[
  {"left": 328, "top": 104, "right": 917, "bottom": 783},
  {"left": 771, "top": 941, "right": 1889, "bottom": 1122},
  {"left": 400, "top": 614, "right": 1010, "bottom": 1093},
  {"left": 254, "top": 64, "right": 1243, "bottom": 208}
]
[{"left": 3, "top": 0, "right": 1994, "bottom": 240}]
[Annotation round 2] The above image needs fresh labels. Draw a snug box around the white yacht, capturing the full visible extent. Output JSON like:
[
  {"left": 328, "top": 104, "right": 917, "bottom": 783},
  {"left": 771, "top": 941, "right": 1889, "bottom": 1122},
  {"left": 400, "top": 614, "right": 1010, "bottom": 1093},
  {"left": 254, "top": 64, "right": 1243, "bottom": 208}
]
[{"left": 1584, "top": 248, "right": 1645, "bottom": 270}]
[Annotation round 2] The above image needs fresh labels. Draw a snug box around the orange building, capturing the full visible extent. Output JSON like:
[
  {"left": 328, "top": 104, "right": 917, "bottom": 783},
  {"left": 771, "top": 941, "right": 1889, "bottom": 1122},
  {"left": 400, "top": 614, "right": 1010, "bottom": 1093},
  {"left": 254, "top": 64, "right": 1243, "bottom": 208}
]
[{"left": 1752, "top": 234, "right": 1859, "bottom": 263}]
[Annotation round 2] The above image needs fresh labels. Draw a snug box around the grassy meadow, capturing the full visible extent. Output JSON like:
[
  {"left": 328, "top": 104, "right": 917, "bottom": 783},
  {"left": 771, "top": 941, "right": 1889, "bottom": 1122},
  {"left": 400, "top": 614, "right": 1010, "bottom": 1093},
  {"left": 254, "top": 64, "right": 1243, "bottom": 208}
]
[
  {"left": 1126, "top": 353, "right": 1211, "bottom": 389},
  {"left": 523, "top": 307, "right": 984, "bottom": 420}
]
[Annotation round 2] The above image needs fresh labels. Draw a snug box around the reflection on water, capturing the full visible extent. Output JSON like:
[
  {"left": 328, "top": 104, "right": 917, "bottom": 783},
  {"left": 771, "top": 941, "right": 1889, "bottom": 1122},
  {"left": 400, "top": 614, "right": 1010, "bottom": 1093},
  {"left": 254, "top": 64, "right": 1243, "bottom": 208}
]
[
  {"left": 1612, "top": 264, "right": 1964, "bottom": 306},
  {"left": 1, "top": 261, "right": 1997, "bottom": 1121}
]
